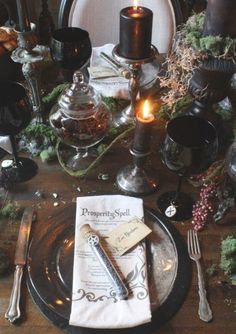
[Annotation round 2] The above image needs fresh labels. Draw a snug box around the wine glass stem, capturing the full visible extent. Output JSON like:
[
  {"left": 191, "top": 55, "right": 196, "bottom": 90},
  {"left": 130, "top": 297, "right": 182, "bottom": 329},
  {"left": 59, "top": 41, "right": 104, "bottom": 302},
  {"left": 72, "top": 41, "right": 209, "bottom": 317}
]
[
  {"left": 9, "top": 135, "right": 20, "bottom": 167},
  {"left": 173, "top": 175, "right": 183, "bottom": 204}
]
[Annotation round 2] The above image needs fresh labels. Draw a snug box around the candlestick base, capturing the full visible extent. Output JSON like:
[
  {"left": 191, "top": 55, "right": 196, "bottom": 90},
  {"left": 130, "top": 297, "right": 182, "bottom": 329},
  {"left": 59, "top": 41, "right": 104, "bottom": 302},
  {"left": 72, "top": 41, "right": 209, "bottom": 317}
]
[
  {"left": 112, "top": 44, "right": 158, "bottom": 127},
  {"left": 112, "top": 104, "right": 134, "bottom": 127},
  {"left": 116, "top": 148, "right": 158, "bottom": 195},
  {"left": 117, "top": 164, "right": 158, "bottom": 195}
]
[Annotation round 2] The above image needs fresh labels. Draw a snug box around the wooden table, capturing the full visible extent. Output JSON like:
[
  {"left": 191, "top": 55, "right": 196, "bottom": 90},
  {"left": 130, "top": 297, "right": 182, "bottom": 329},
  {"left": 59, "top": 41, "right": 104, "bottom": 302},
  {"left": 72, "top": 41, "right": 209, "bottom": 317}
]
[{"left": 0, "top": 136, "right": 236, "bottom": 334}]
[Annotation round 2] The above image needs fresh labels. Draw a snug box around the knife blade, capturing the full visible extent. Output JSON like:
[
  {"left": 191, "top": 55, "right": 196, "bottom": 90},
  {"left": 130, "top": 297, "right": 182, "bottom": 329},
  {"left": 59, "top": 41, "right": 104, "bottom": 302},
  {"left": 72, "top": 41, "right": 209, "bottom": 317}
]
[{"left": 5, "top": 208, "right": 35, "bottom": 323}]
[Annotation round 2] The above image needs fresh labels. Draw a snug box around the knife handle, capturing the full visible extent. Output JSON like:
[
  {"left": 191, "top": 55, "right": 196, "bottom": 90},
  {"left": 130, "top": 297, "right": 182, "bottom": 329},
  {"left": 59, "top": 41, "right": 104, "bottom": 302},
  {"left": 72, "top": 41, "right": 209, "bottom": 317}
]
[{"left": 5, "top": 265, "right": 23, "bottom": 323}]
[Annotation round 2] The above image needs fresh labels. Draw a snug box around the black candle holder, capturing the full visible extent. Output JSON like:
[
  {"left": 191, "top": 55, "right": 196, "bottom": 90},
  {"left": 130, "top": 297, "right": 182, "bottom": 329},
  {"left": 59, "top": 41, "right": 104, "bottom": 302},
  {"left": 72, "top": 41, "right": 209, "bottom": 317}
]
[
  {"left": 112, "top": 44, "right": 158, "bottom": 127},
  {"left": 186, "top": 0, "right": 236, "bottom": 124}
]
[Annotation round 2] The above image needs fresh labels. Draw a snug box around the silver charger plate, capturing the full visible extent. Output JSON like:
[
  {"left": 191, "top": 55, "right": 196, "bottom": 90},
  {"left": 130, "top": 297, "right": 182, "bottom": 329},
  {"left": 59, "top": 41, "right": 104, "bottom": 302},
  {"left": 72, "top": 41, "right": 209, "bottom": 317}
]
[{"left": 27, "top": 205, "right": 191, "bottom": 333}]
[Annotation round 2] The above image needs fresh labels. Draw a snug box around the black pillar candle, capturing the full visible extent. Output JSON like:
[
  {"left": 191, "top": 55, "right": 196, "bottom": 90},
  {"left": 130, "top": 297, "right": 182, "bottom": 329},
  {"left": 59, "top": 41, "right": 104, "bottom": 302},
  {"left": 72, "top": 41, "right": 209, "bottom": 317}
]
[
  {"left": 203, "top": 0, "right": 236, "bottom": 38},
  {"left": 16, "top": 0, "right": 31, "bottom": 32},
  {"left": 119, "top": 6, "right": 153, "bottom": 60},
  {"left": 132, "top": 100, "right": 154, "bottom": 153}
]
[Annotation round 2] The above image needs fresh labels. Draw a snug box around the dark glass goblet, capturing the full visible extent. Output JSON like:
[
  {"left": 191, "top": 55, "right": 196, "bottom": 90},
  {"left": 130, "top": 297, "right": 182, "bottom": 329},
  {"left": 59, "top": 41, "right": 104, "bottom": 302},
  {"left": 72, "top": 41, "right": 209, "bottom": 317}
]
[
  {"left": 157, "top": 115, "right": 218, "bottom": 221},
  {"left": 0, "top": 81, "right": 37, "bottom": 182},
  {"left": 50, "top": 27, "right": 92, "bottom": 81}
]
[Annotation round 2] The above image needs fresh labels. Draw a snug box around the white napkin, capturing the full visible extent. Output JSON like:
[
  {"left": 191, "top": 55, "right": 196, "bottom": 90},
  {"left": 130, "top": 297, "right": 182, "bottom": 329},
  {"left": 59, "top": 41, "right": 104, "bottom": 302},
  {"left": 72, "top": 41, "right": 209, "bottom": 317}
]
[
  {"left": 89, "top": 44, "right": 161, "bottom": 99},
  {"left": 69, "top": 194, "right": 151, "bottom": 329},
  {"left": 89, "top": 44, "right": 129, "bottom": 99},
  {"left": 0, "top": 136, "right": 12, "bottom": 153}
]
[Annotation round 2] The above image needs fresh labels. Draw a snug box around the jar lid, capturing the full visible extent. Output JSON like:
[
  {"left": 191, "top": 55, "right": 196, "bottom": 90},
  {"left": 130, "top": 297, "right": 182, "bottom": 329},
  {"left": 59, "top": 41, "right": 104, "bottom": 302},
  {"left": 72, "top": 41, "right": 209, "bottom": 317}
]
[{"left": 58, "top": 71, "right": 101, "bottom": 119}]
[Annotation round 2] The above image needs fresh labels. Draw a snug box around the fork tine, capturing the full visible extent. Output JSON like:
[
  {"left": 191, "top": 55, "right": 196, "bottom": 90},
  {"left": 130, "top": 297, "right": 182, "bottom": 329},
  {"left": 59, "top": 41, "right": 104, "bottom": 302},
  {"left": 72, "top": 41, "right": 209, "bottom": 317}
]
[
  {"left": 192, "top": 230, "right": 198, "bottom": 254},
  {"left": 190, "top": 230, "right": 194, "bottom": 253},
  {"left": 187, "top": 230, "right": 191, "bottom": 254},
  {"left": 187, "top": 229, "right": 212, "bottom": 321},
  {"left": 195, "top": 231, "right": 201, "bottom": 255},
  {"left": 192, "top": 230, "right": 196, "bottom": 253}
]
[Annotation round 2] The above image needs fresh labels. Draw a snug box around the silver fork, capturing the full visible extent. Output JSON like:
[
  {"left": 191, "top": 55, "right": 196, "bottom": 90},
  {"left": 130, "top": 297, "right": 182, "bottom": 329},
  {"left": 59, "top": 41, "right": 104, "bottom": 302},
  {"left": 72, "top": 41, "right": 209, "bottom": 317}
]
[{"left": 187, "top": 229, "right": 213, "bottom": 322}]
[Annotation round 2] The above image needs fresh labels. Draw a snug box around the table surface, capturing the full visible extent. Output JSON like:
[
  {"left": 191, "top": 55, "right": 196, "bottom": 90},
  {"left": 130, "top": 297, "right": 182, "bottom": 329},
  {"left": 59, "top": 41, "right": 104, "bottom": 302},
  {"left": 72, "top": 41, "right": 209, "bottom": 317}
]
[{"left": 0, "top": 129, "right": 236, "bottom": 334}]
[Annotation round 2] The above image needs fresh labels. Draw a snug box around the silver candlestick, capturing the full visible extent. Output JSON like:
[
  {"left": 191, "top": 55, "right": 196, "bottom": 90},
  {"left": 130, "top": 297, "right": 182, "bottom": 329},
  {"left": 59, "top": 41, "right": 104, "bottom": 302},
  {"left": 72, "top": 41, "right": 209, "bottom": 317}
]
[
  {"left": 11, "top": 24, "right": 48, "bottom": 123},
  {"left": 112, "top": 44, "right": 158, "bottom": 127},
  {"left": 117, "top": 103, "right": 158, "bottom": 195}
]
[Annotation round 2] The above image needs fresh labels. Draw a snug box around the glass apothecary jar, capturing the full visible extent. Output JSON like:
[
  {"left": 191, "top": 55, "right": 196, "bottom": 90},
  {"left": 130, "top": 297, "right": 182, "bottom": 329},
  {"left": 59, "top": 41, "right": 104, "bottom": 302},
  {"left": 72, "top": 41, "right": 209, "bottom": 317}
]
[{"left": 49, "top": 71, "right": 111, "bottom": 171}]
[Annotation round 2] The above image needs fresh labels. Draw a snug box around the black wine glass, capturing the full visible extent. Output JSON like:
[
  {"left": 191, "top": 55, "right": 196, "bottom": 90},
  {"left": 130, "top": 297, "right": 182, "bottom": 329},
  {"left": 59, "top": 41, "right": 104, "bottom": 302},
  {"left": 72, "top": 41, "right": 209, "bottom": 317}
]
[
  {"left": 0, "top": 81, "right": 38, "bottom": 182},
  {"left": 50, "top": 27, "right": 92, "bottom": 82},
  {"left": 157, "top": 115, "right": 218, "bottom": 221}
]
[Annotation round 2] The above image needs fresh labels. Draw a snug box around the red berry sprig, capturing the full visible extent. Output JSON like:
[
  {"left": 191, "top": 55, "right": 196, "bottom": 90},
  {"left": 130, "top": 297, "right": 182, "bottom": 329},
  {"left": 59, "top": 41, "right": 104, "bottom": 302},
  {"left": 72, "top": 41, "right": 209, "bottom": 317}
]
[{"left": 192, "top": 183, "right": 217, "bottom": 231}]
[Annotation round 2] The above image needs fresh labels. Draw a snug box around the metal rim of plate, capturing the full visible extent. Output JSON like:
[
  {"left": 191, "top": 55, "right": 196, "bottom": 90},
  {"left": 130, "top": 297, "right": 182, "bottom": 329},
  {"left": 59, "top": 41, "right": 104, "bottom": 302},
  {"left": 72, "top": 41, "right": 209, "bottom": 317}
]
[{"left": 27, "top": 206, "right": 191, "bottom": 334}]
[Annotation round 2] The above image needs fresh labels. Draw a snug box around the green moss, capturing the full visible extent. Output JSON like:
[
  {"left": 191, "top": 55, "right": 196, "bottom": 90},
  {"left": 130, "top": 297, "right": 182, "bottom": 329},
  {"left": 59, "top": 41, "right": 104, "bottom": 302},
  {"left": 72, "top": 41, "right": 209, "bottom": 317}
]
[
  {"left": 102, "top": 97, "right": 129, "bottom": 113},
  {"left": 220, "top": 257, "right": 236, "bottom": 276},
  {"left": 221, "top": 236, "right": 236, "bottom": 258},
  {"left": 158, "top": 95, "right": 193, "bottom": 121},
  {"left": 0, "top": 203, "right": 24, "bottom": 221},
  {"left": 206, "top": 264, "right": 217, "bottom": 277},
  {"left": 20, "top": 124, "right": 58, "bottom": 162},
  {"left": 40, "top": 146, "right": 57, "bottom": 163},
  {"left": 182, "top": 12, "right": 235, "bottom": 58},
  {"left": 220, "top": 236, "right": 236, "bottom": 276},
  {"left": 185, "top": 31, "right": 202, "bottom": 49},
  {"left": 21, "top": 123, "right": 57, "bottom": 145},
  {"left": 42, "top": 83, "right": 69, "bottom": 108},
  {"left": 185, "top": 12, "right": 205, "bottom": 33},
  {"left": 199, "top": 36, "right": 223, "bottom": 55}
]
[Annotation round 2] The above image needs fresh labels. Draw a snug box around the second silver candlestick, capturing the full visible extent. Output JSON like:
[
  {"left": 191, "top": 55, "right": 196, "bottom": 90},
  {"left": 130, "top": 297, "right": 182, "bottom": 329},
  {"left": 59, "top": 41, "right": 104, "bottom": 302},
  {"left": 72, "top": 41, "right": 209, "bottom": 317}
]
[{"left": 112, "top": 44, "right": 159, "bottom": 127}]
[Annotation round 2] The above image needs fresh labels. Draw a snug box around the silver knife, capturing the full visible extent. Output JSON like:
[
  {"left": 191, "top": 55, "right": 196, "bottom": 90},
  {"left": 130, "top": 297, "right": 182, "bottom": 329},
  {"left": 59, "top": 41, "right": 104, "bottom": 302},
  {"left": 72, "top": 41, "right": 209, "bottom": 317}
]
[{"left": 5, "top": 208, "right": 35, "bottom": 323}]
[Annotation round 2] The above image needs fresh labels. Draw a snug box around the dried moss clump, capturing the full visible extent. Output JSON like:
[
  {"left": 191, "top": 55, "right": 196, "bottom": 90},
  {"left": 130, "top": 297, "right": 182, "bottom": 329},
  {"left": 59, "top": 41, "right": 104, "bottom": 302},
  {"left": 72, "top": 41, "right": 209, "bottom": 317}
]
[
  {"left": 220, "top": 235, "right": 236, "bottom": 276},
  {"left": 159, "top": 12, "right": 236, "bottom": 109}
]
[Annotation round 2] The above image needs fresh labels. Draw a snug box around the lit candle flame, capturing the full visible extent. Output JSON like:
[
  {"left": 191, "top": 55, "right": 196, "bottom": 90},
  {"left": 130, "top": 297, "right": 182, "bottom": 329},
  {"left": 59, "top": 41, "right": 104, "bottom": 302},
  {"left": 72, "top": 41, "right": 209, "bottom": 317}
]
[
  {"left": 133, "top": 0, "right": 138, "bottom": 10},
  {"left": 137, "top": 99, "right": 154, "bottom": 123},
  {"left": 143, "top": 100, "right": 151, "bottom": 120}
]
